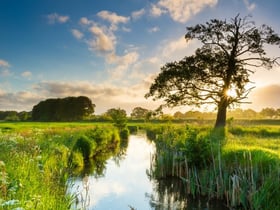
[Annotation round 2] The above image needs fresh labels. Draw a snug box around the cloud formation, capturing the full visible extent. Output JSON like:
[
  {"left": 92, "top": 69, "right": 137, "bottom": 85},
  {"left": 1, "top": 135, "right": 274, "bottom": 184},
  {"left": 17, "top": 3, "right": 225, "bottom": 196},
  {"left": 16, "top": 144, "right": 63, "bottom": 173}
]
[
  {"left": 152, "top": 0, "right": 218, "bottom": 23},
  {"left": 97, "top": 10, "right": 130, "bottom": 30},
  {"left": 47, "top": 13, "right": 70, "bottom": 24},
  {"left": 88, "top": 25, "right": 116, "bottom": 52},
  {"left": 131, "top": 9, "right": 145, "bottom": 20},
  {"left": 71, "top": 29, "right": 84, "bottom": 39},
  {"left": 243, "top": 0, "right": 256, "bottom": 11},
  {"left": 21, "top": 71, "right": 32, "bottom": 79},
  {"left": 0, "top": 59, "right": 10, "bottom": 67}
]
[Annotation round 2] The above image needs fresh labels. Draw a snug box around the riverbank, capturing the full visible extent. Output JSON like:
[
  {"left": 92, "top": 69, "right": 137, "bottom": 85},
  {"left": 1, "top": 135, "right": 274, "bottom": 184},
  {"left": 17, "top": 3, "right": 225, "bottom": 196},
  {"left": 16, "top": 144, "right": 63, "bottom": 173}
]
[{"left": 147, "top": 124, "right": 280, "bottom": 209}]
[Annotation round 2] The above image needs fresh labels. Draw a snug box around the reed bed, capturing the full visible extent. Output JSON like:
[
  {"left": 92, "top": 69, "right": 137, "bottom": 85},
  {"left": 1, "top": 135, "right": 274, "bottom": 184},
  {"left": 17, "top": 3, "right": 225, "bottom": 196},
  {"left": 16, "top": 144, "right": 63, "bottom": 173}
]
[{"left": 148, "top": 124, "right": 280, "bottom": 210}]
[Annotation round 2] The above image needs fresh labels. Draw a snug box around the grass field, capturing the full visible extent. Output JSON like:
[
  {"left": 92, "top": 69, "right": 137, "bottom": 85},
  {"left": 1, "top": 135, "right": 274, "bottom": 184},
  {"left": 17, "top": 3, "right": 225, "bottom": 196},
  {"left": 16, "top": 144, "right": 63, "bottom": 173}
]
[
  {"left": 0, "top": 121, "right": 279, "bottom": 209},
  {"left": 0, "top": 122, "right": 120, "bottom": 210}
]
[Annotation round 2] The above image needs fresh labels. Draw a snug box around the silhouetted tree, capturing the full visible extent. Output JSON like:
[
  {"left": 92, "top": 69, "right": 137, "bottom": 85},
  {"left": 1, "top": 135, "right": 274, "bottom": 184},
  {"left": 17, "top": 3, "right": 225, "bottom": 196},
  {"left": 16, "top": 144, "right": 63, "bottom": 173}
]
[
  {"left": 32, "top": 96, "right": 95, "bottom": 121},
  {"left": 146, "top": 15, "right": 280, "bottom": 128}
]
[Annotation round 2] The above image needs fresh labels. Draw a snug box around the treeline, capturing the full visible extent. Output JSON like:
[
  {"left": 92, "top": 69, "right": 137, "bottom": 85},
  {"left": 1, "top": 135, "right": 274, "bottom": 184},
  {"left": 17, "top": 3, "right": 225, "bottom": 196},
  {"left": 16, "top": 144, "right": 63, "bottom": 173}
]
[
  {"left": 0, "top": 111, "right": 31, "bottom": 121},
  {"left": 32, "top": 96, "right": 95, "bottom": 121},
  {"left": 1, "top": 100, "right": 280, "bottom": 122},
  {"left": 173, "top": 108, "right": 280, "bottom": 120}
]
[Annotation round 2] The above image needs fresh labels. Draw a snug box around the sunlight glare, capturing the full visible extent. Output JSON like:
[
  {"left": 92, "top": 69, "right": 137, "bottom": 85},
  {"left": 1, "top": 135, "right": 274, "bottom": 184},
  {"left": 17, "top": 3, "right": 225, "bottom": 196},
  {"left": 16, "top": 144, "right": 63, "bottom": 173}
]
[{"left": 226, "top": 88, "right": 237, "bottom": 98}]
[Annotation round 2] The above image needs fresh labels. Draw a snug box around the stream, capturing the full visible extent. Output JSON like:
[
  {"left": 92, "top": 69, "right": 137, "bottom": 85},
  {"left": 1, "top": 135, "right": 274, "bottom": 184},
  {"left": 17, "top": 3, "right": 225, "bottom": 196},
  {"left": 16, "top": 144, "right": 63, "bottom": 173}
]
[{"left": 68, "top": 134, "right": 228, "bottom": 210}]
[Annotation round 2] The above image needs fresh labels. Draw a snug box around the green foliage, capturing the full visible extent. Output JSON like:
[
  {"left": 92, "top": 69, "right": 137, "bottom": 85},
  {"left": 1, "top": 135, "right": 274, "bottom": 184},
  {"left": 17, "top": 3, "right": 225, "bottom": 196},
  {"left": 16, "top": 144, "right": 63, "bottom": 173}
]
[
  {"left": 131, "top": 107, "right": 150, "bottom": 120},
  {"left": 183, "top": 129, "right": 211, "bottom": 168},
  {"left": 149, "top": 123, "right": 280, "bottom": 209},
  {"left": 127, "top": 125, "right": 138, "bottom": 134},
  {"left": 32, "top": 96, "right": 95, "bottom": 121},
  {"left": 0, "top": 123, "right": 122, "bottom": 209},
  {"left": 120, "top": 128, "right": 130, "bottom": 140},
  {"left": 73, "top": 136, "right": 96, "bottom": 160},
  {"left": 105, "top": 108, "right": 127, "bottom": 130}
]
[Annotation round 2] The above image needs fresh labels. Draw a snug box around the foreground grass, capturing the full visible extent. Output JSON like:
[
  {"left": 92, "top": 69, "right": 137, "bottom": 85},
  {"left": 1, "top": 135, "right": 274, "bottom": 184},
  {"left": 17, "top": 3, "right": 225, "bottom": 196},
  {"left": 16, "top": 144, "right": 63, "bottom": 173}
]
[
  {"left": 148, "top": 124, "right": 280, "bottom": 210},
  {"left": 0, "top": 122, "right": 120, "bottom": 210}
]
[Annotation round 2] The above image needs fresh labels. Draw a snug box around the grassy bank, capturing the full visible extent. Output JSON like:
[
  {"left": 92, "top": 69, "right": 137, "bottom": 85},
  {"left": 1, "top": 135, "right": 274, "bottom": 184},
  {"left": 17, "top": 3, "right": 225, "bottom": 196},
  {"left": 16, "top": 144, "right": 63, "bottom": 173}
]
[
  {"left": 148, "top": 124, "right": 280, "bottom": 210},
  {"left": 0, "top": 122, "right": 121, "bottom": 209}
]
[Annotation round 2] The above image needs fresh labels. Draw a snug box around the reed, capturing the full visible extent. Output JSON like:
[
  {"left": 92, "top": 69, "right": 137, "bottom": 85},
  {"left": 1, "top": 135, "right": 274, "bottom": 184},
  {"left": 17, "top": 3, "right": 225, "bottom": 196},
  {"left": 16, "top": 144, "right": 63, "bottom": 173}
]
[{"left": 148, "top": 124, "right": 280, "bottom": 210}]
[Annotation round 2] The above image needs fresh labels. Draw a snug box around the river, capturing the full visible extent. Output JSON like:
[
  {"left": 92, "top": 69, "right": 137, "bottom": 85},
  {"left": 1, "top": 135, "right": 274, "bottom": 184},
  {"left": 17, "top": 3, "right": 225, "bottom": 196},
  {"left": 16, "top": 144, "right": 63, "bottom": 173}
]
[{"left": 68, "top": 133, "right": 228, "bottom": 210}]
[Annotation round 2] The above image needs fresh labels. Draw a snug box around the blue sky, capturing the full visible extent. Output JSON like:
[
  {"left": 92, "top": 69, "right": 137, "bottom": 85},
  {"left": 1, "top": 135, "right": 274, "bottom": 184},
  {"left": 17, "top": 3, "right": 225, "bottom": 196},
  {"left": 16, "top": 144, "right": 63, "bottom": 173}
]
[{"left": 1, "top": 0, "right": 280, "bottom": 114}]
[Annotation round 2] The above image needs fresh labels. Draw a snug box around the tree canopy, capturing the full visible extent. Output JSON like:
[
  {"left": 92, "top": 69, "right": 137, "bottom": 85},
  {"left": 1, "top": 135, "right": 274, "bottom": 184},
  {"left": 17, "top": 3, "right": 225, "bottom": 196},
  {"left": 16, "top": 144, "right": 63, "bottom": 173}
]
[
  {"left": 105, "top": 108, "right": 127, "bottom": 130},
  {"left": 146, "top": 15, "right": 280, "bottom": 128},
  {"left": 131, "top": 107, "right": 150, "bottom": 120},
  {"left": 32, "top": 96, "right": 95, "bottom": 121}
]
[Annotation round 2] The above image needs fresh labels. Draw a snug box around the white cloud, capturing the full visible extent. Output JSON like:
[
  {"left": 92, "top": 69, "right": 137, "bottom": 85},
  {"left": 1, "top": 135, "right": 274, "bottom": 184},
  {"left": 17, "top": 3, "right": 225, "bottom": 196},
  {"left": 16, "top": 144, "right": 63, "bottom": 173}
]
[
  {"left": 80, "top": 17, "right": 91, "bottom": 25},
  {"left": 31, "top": 80, "right": 159, "bottom": 114},
  {"left": 97, "top": 10, "right": 130, "bottom": 30},
  {"left": 88, "top": 25, "right": 116, "bottom": 52},
  {"left": 106, "top": 52, "right": 139, "bottom": 79},
  {"left": 131, "top": 8, "right": 145, "bottom": 20},
  {"left": 71, "top": 29, "right": 84, "bottom": 39},
  {"left": 152, "top": 0, "right": 218, "bottom": 23},
  {"left": 21, "top": 71, "right": 32, "bottom": 78},
  {"left": 243, "top": 0, "right": 256, "bottom": 11},
  {"left": 0, "top": 69, "right": 12, "bottom": 77},
  {"left": 0, "top": 89, "right": 42, "bottom": 111},
  {"left": 0, "top": 59, "right": 10, "bottom": 67},
  {"left": 47, "top": 13, "right": 70, "bottom": 24},
  {"left": 148, "top": 26, "right": 160, "bottom": 33},
  {"left": 150, "top": 4, "right": 166, "bottom": 17}
]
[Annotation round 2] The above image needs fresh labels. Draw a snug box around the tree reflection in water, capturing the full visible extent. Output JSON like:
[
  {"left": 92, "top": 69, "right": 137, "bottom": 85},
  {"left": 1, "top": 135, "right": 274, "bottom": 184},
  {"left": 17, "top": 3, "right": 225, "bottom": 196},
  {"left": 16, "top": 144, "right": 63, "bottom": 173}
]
[{"left": 146, "top": 177, "right": 187, "bottom": 209}]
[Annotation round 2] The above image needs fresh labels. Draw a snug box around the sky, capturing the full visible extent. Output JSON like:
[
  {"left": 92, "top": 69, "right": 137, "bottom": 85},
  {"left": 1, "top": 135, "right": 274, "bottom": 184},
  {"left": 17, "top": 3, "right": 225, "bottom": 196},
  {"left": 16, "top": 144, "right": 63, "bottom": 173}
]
[{"left": 0, "top": 0, "right": 280, "bottom": 114}]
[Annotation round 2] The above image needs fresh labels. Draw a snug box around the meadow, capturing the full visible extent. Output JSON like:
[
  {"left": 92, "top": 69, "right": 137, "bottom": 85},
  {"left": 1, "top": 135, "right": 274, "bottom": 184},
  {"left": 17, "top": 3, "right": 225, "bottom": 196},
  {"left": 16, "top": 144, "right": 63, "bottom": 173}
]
[
  {"left": 0, "top": 121, "right": 279, "bottom": 209},
  {"left": 0, "top": 122, "right": 121, "bottom": 210}
]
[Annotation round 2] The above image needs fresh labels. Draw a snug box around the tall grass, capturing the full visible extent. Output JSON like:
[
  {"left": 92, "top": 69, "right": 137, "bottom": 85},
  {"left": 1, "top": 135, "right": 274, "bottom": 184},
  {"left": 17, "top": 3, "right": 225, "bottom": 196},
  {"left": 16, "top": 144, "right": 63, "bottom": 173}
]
[
  {"left": 148, "top": 124, "right": 280, "bottom": 210},
  {"left": 0, "top": 123, "right": 121, "bottom": 209}
]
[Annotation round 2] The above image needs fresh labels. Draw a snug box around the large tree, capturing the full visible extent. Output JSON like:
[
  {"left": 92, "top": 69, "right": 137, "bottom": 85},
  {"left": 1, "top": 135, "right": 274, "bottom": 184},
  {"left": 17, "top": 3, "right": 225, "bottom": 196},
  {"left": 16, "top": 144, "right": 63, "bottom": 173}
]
[
  {"left": 146, "top": 15, "right": 280, "bottom": 128},
  {"left": 32, "top": 96, "right": 95, "bottom": 121}
]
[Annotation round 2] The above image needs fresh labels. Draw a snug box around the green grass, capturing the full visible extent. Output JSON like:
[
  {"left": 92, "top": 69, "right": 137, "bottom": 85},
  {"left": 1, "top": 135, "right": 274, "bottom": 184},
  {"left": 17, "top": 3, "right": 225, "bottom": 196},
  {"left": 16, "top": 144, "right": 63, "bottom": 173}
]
[
  {"left": 0, "top": 122, "right": 121, "bottom": 209},
  {"left": 1, "top": 121, "right": 280, "bottom": 209},
  {"left": 148, "top": 123, "right": 280, "bottom": 210}
]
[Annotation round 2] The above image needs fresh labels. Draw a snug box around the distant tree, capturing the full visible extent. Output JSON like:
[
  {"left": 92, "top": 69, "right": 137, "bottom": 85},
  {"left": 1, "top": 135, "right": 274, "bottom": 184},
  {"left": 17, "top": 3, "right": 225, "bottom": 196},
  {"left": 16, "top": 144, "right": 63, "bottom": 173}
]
[
  {"left": 32, "top": 96, "right": 95, "bottom": 121},
  {"left": 276, "top": 108, "right": 280, "bottom": 118},
  {"left": 4, "top": 111, "right": 19, "bottom": 121},
  {"left": 146, "top": 15, "right": 280, "bottom": 128},
  {"left": 260, "top": 107, "right": 277, "bottom": 118},
  {"left": 18, "top": 111, "right": 31, "bottom": 121},
  {"left": 106, "top": 108, "right": 127, "bottom": 130},
  {"left": 243, "top": 109, "right": 257, "bottom": 119},
  {"left": 131, "top": 107, "right": 150, "bottom": 120},
  {"left": 173, "top": 111, "right": 184, "bottom": 119},
  {"left": 160, "top": 114, "right": 174, "bottom": 121}
]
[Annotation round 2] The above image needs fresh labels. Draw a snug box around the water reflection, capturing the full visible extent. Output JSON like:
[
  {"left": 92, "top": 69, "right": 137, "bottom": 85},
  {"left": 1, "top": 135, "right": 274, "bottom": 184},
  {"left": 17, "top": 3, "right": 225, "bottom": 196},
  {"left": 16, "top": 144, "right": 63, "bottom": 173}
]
[
  {"left": 68, "top": 134, "right": 155, "bottom": 209},
  {"left": 68, "top": 134, "right": 227, "bottom": 210}
]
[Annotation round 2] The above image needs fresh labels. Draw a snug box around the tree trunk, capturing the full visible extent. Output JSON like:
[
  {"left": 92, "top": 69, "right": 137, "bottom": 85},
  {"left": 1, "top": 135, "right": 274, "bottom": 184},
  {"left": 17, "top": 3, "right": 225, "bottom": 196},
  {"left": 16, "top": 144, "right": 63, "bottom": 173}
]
[{"left": 215, "top": 99, "right": 227, "bottom": 128}]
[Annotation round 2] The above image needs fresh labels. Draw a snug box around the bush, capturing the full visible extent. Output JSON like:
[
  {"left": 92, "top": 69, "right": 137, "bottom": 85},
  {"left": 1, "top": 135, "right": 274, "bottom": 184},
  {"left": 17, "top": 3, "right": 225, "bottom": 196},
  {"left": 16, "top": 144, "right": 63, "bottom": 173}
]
[
  {"left": 72, "top": 136, "right": 96, "bottom": 160},
  {"left": 120, "top": 128, "right": 130, "bottom": 140},
  {"left": 127, "top": 125, "right": 138, "bottom": 134}
]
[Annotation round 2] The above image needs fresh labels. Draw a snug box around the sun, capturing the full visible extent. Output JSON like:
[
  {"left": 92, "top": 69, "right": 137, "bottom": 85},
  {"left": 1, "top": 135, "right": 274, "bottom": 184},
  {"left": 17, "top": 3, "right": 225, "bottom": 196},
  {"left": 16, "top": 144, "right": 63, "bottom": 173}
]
[{"left": 226, "top": 88, "right": 237, "bottom": 98}]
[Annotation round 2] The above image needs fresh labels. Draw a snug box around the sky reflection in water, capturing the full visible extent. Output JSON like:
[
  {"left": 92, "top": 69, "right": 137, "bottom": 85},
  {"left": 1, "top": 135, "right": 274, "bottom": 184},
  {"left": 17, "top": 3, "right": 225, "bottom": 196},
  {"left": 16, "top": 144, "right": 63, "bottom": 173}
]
[{"left": 71, "top": 134, "right": 155, "bottom": 210}]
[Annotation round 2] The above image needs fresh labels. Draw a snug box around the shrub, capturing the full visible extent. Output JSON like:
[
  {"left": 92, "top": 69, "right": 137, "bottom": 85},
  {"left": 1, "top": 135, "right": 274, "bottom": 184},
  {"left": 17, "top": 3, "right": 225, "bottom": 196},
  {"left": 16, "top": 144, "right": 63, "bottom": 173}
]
[
  {"left": 120, "top": 128, "right": 130, "bottom": 140},
  {"left": 72, "top": 136, "right": 96, "bottom": 160},
  {"left": 183, "top": 128, "right": 211, "bottom": 168},
  {"left": 127, "top": 125, "right": 138, "bottom": 134}
]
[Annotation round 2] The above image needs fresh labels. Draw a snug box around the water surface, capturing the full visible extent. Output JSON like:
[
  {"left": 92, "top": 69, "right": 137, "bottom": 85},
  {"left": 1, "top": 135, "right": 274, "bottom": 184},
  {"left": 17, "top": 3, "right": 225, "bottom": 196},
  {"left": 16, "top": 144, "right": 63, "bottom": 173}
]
[{"left": 68, "top": 134, "right": 228, "bottom": 210}]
